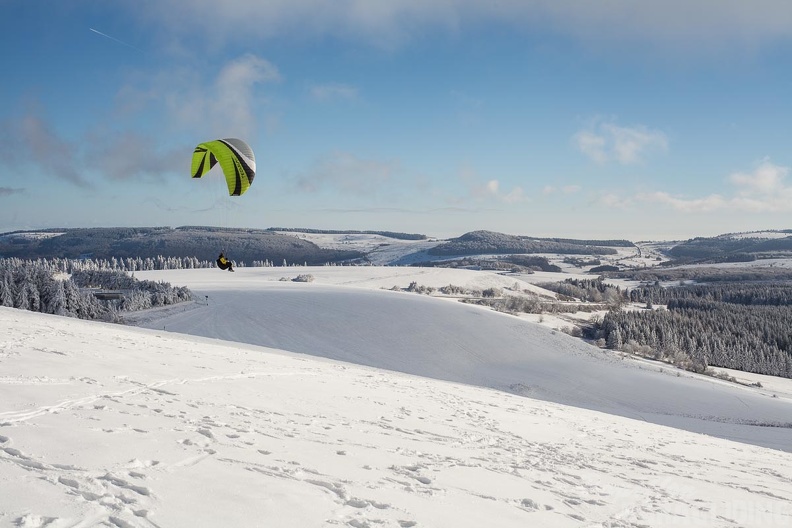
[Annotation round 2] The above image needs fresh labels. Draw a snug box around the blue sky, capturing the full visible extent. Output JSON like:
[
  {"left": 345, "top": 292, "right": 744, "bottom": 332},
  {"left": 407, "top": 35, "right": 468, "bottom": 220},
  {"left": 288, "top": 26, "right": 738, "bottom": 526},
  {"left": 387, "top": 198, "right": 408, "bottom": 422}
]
[{"left": 2, "top": 1, "right": 792, "bottom": 240}]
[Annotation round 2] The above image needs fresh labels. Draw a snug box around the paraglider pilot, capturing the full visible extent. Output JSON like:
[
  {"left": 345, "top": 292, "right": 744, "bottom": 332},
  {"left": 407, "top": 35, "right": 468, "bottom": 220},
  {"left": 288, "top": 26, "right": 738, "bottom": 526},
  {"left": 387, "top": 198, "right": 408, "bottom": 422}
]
[{"left": 217, "top": 253, "right": 234, "bottom": 272}]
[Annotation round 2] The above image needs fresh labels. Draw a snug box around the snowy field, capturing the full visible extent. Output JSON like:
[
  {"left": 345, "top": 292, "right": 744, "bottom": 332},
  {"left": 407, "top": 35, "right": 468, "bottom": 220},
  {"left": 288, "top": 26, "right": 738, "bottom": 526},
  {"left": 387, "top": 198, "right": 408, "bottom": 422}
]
[
  {"left": 129, "top": 267, "right": 792, "bottom": 452},
  {"left": 674, "top": 258, "right": 792, "bottom": 270},
  {"left": 2, "top": 265, "right": 792, "bottom": 526}
]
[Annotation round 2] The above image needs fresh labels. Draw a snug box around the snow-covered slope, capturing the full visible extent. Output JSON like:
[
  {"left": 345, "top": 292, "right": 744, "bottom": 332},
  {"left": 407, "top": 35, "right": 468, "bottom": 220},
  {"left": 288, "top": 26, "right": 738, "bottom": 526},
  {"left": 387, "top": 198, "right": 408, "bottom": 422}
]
[
  {"left": 272, "top": 231, "right": 443, "bottom": 266},
  {"left": 2, "top": 307, "right": 792, "bottom": 527},
  {"left": 131, "top": 267, "right": 792, "bottom": 454}
]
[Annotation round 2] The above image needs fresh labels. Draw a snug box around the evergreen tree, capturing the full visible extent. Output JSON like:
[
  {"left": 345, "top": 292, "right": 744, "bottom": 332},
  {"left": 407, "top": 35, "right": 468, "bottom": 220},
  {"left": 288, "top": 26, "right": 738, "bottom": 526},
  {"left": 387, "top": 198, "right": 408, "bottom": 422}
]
[
  {"left": 0, "top": 278, "right": 13, "bottom": 307},
  {"left": 47, "top": 280, "right": 68, "bottom": 316}
]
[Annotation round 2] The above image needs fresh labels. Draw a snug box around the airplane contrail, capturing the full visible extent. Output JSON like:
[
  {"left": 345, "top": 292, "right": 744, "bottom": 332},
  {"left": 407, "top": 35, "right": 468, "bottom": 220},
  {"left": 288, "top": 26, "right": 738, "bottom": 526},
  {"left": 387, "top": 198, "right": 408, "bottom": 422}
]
[{"left": 89, "top": 28, "right": 144, "bottom": 53}]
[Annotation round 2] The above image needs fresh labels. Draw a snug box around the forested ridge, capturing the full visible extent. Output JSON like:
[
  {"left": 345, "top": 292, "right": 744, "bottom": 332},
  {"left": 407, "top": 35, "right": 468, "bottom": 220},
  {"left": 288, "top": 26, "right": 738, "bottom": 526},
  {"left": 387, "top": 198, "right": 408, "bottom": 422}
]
[
  {"left": 531, "top": 277, "right": 792, "bottom": 378},
  {"left": 0, "top": 227, "right": 365, "bottom": 265},
  {"left": 428, "top": 230, "right": 621, "bottom": 256},
  {"left": 669, "top": 235, "right": 792, "bottom": 261},
  {"left": 591, "top": 281, "right": 792, "bottom": 378}
]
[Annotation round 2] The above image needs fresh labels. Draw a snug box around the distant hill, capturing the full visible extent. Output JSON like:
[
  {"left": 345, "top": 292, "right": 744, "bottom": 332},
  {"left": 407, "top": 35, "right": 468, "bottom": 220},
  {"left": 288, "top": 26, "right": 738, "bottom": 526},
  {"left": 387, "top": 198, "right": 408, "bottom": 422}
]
[
  {"left": 669, "top": 230, "right": 792, "bottom": 262},
  {"left": 267, "top": 227, "right": 427, "bottom": 241},
  {"left": 428, "top": 230, "right": 628, "bottom": 257},
  {"left": 0, "top": 227, "right": 365, "bottom": 265}
]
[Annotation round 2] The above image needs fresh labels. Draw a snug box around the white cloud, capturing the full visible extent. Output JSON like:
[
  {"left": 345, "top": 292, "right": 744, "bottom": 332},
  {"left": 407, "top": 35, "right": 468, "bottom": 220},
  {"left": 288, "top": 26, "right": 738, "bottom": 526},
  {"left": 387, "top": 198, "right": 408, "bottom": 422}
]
[
  {"left": 1, "top": 55, "right": 281, "bottom": 189},
  {"left": 135, "top": 1, "right": 792, "bottom": 52},
  {"left": 575, "top": 121, "right": 668, "bottom": 165},
  {"left": 637, "top": 160, "right": 792, "bottom": 213},
  {"left": 295, "top": 151, "right": 397, "bottom": 196},
  {"left": 116, "top": 53, "right": 280, "bottom": 141},
  {"left": 730, "top": 159, "right": 789, "bottom": 195},
  {"left": 473, "top": 179, "right": 527, "bottom": 203},
  {"left": 637, "top": 191, "right": 728, "bottom": 213},
  {"left": 211, "top": 54, "right": 282, "bottom": 138},
  {"left": 310, "top": 83, "right": 359, "bottom": 101},
  {"left": 596, "top": 192, "right": 631, "bottom": 209},
  {"left": 85, "top": 132, "right": 184, "bottom": 181},
  {"left": 575, "top": 131, "right": 608, "bottom": 164}
]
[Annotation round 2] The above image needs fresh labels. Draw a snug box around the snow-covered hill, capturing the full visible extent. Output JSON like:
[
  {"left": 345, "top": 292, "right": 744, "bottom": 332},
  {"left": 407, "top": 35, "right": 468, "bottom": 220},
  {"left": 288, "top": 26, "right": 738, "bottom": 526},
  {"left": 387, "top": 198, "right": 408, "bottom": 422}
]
[
  {"left": 2, "top": 306, "right": 792, "bottom": 527},
  {"left": 4, "top": 265, "right": 792, "bottom": 526},
  {"left": 133, "top": 267, "right": 792, "bottom": 454}
]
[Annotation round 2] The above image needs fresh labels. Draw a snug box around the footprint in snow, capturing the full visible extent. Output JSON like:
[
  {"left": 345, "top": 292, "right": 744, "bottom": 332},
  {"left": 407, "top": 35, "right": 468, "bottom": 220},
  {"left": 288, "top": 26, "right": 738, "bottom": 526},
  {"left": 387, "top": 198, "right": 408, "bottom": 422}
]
[
  {"left": 100, "top": 473, "right": 152, "bottom": 497},
  {"left": 197, "top": 428, "right": 215, "bottom": 440},
  {"left": 12, "top": 513, "right": 59, "bottom": 528},
  {"left": 125, "top": 458, "right": 160, "bottom": 469},
  {"left": 57, "top": 476, "right": 80, "bottom": 489}
]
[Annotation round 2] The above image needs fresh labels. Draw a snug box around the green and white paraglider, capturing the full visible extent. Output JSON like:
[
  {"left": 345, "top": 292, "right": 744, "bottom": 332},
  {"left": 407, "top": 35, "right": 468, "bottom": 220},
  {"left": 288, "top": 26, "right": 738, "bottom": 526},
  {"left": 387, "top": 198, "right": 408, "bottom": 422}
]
[
  {"left": 191, "top": 138, "right": 256, "bottom": 271},
  {"left": 191, "top": 138, "right": 256, "bottom": 196}
]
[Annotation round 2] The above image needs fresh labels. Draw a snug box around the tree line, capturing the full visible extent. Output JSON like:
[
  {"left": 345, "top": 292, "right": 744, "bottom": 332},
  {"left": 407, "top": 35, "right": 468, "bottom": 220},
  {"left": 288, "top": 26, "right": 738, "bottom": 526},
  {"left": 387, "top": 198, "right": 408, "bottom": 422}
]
[
  {"left": 539, "top": 277, "right": 627, "bottom": 305},
  {"left": 0, "top": 255, "right": 303, "bottom": 275},
  {"left": 591, "top": 281, "right": 792, "bottom": 378},
  {"left": 0, "top": 258, "right": 193, "bottom": 321},
  {"left": 627, "top": 282, "right": 792, "bottom": 306}
]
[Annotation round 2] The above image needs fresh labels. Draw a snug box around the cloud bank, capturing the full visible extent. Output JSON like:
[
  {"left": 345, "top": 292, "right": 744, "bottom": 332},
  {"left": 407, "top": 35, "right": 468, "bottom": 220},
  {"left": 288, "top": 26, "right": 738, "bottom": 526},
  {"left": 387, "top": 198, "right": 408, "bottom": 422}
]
[
  {"left": 0, "top": 115, "right": 87, "bottom": 187},
  {"left": 135, "top": 0, "right": 792, "bottom": 51},
  {"left": 0, "top": 54, "right": 280, "bottom": 188},
  {"left": 639, "top": 160, "right": 792, "bottom": 213}
]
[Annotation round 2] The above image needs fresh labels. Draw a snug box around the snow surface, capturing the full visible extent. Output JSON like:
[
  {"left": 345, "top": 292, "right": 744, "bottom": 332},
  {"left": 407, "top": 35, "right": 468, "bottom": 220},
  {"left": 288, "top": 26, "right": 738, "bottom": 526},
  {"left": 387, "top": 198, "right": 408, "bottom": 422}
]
[
  {"left": 271, "top": 232, "right": 442, "bottom": 266},
  {"left": 1, "top": 265, "right": 792, "bottom": 526},
  {"left": 131, "top": 267, "right": 792, "bottom": 453}
]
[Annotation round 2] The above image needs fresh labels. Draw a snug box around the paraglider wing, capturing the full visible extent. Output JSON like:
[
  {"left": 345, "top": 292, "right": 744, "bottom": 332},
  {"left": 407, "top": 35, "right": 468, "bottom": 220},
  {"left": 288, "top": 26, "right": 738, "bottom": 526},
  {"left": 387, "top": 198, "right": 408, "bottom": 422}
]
[{"left": 191, "top": 138, "right": 256, "bottom": 196}]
